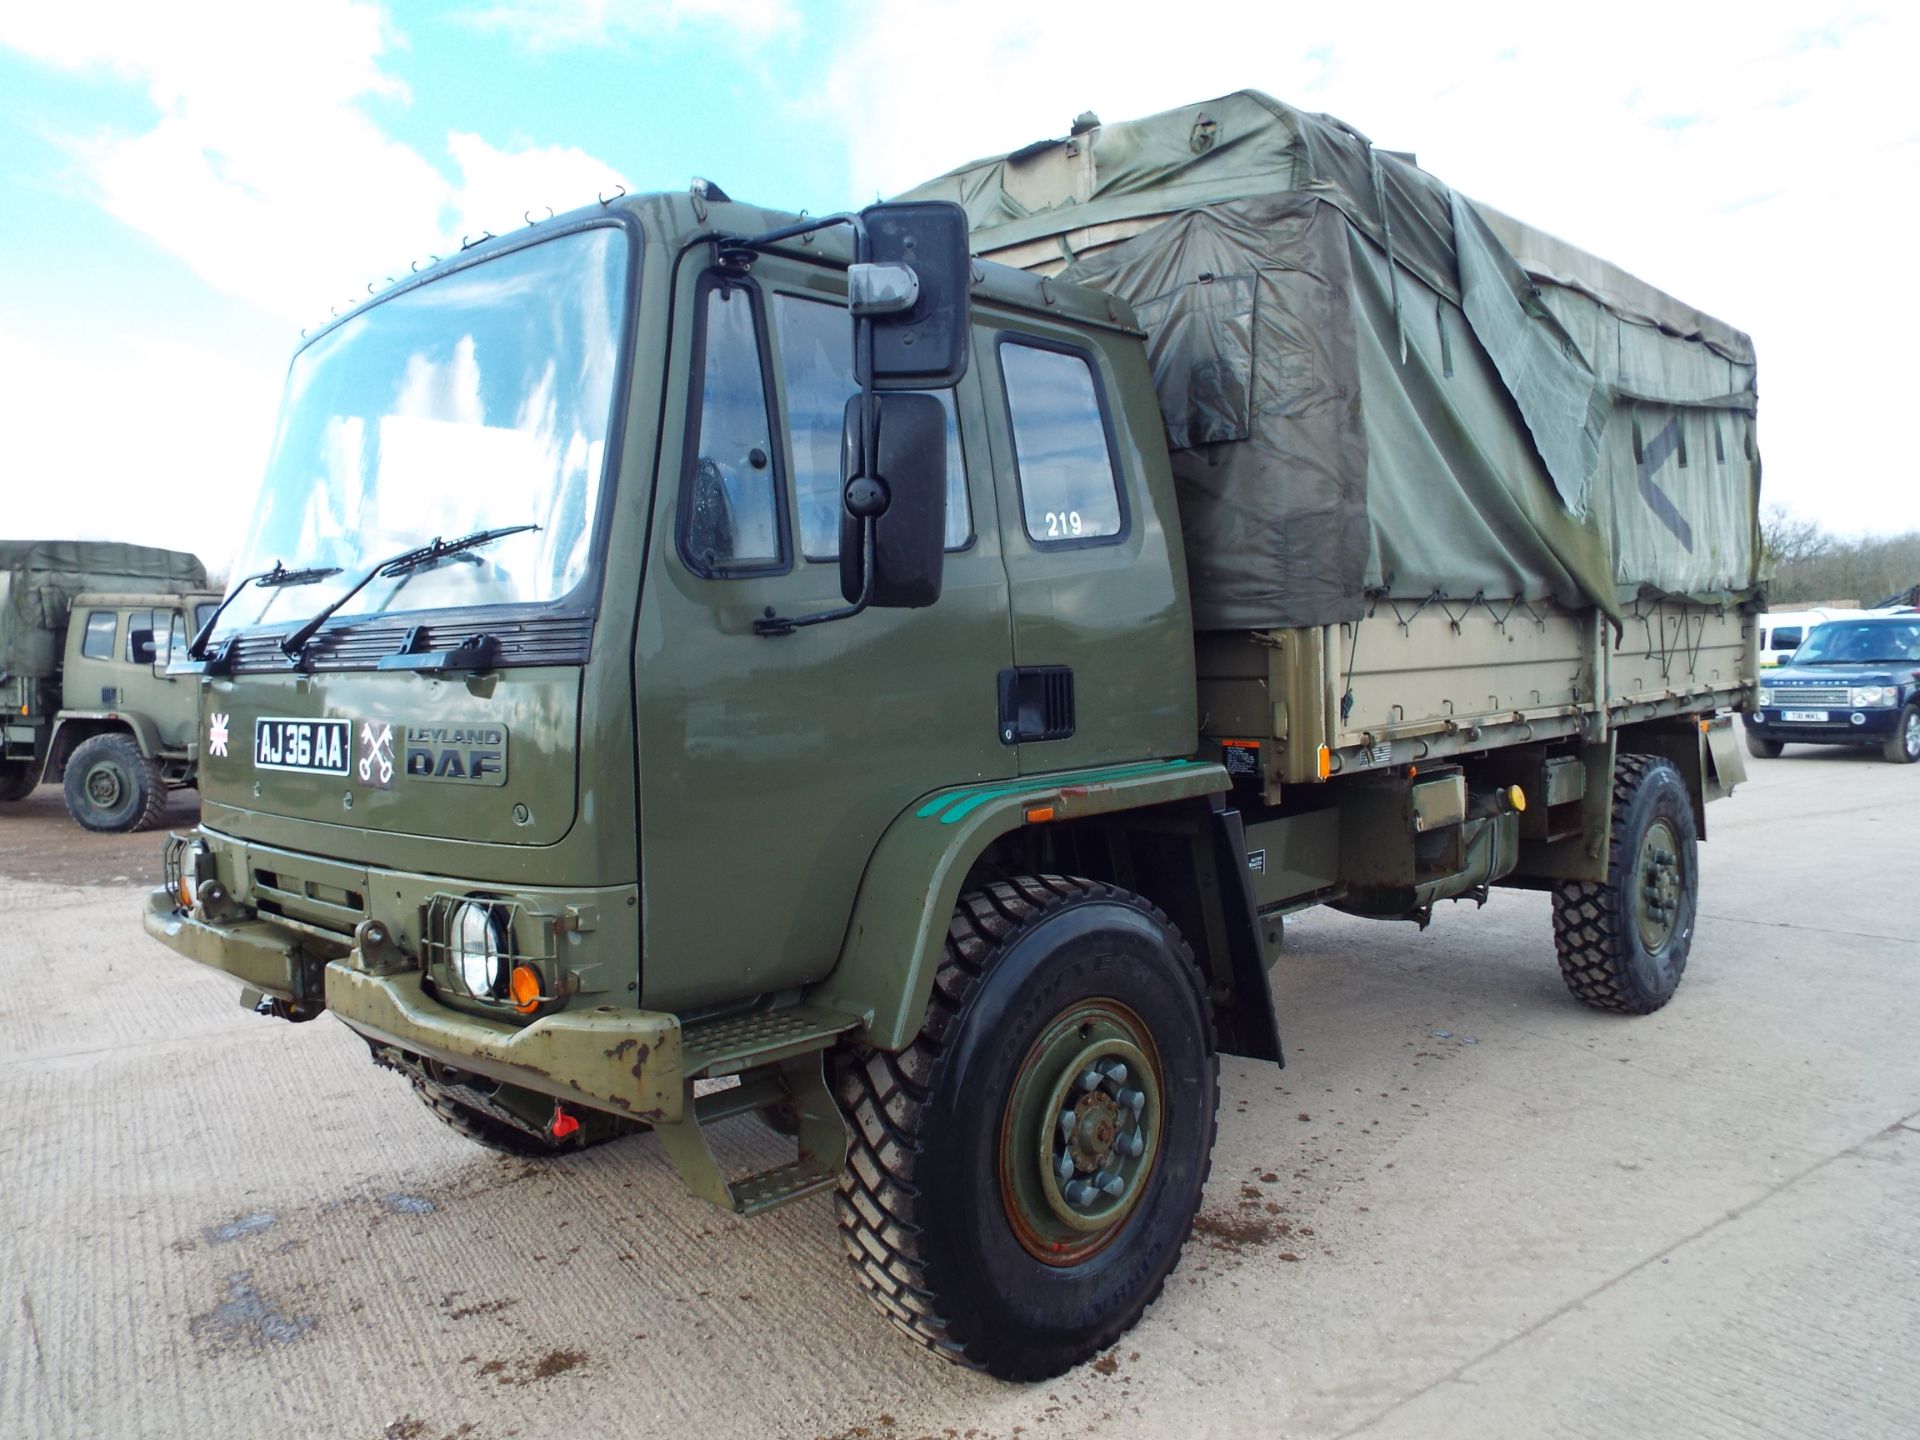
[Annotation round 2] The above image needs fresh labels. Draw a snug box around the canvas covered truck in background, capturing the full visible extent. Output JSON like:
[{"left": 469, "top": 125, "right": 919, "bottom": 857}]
[
  {"left": 144, "top": 91, "right": 1758, "bottom": 1379},
  {"left": 1, "top": 541, "right": 219, "bottom": 830}
]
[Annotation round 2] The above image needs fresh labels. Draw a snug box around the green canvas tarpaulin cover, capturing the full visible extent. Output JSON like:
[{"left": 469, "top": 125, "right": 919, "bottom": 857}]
[
  {"left": 0, "top": 540, "right": 208, "bottom": 679},
  {"left": 898, "top": 90, "right": 1761, "bottom": 630}
]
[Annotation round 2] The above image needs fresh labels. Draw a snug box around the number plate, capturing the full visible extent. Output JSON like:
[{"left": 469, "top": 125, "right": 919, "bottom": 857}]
[
  {"left": 1780, "top": 710, "right": 1830, "bottom": 723},
  {"left": 253, "top": 717, "right": 351, "bottom": 775}
]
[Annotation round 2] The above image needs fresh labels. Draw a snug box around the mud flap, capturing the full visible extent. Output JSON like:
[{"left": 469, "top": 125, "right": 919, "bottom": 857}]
[{"left": 1704, "top": 713, "right": 1747, "bottom": 800}]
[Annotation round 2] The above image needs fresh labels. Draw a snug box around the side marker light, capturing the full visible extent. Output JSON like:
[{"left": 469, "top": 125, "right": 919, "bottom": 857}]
[{"left": 509, "top": 964, "right": 542, "bottom": 1014}]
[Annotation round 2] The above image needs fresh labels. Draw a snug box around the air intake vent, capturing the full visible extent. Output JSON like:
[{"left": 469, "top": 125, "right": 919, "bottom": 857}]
[{"left": 998, "top": 666, "right": 1076, "bottom": 744}]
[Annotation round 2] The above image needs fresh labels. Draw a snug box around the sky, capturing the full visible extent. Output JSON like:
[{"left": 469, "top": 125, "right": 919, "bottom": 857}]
[{"left": 2, "top": 0, "right": 1916, "bottom": 573}]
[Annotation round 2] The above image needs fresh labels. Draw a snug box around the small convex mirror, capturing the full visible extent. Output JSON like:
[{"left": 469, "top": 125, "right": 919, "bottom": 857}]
[{"left": 855, "top": 201, "right": 972, "bottom": 391}]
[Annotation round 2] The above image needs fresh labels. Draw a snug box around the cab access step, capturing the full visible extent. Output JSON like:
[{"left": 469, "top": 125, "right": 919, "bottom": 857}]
[{"left": 322, "top": 953, "right": 859, "bottom": 1217}]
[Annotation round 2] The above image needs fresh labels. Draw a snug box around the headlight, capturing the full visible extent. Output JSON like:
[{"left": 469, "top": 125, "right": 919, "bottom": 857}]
[
  {"left": 1849, "top": 686, "right": 1893, "bottom": 707},
  {"left": 1756, "top": 687, "right": 1772, "bottom": 707},
  {"left": 170, "top": 837, "right": 208, "bottom": 909},
  {"left": 451, "top": 901, "right": 509, "bottom": 999}
]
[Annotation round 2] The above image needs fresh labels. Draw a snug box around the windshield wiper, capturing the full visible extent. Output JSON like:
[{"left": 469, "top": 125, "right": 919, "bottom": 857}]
[
  {"left": 186, "top": 561, "right": 343, "bottom": 661},
  {"left": 278, "top": 524, "right": 540, "bottom": 662}
]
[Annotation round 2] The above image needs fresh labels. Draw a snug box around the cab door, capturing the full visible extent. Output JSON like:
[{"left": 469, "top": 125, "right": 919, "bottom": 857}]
[
  {"left": 975, "top": 313, "right": 1195, "bottom": 774},
  {"left": 632, "top": 252, "right": 1014, "bottom": 1013}
]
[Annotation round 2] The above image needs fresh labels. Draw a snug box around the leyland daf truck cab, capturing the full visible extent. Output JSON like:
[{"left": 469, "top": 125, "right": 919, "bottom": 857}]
[{"left": 146, "top": 93, "right": 1760, "bottom": 1379}]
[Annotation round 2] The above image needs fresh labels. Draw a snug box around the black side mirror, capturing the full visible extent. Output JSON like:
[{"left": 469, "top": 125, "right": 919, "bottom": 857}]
[
  {"left": 854, "top": 201, "right": 972, "bottom": 391},
  {"left": 839, "top": 392, "right": 946, "bottom": 608},
  {"left": 128, "top": 628, "right": 157, "bottom": 665}
]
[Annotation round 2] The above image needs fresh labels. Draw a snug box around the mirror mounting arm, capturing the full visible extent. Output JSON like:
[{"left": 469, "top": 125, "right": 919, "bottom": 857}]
[
  {"left": 710, "top": 211, "right": 863, "bottom": 268},
  {"left": 753, "top": 521, "right": 878, "bottom": 638}
]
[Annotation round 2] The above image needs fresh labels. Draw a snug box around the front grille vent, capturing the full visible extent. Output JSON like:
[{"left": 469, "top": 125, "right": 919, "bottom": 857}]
[
  {"left": 219, "top": 613, "right": 594, "bottom": 675},
  {"left": 1770, "top": 685, "right": 1850, "bottom": 707}
]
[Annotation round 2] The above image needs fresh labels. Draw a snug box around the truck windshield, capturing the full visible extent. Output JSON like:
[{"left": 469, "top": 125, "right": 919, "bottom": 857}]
[
  {"left": 1791, "top": 621, "right": 1920, "bottom": 664},
  {"left": 210, "top": 225, "right": 629, "bottom": 641}
]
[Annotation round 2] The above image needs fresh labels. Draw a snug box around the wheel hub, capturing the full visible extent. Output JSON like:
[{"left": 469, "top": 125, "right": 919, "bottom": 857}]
[
  {"left": 1635, "top": 818, "right": 1683, "bottom": 950},
  {"left": 1000, "top": 1002, "right": 1163, "bottom": 1266},
  {"left": 85, "top": 762, "right": 125, "bottom": 808}
]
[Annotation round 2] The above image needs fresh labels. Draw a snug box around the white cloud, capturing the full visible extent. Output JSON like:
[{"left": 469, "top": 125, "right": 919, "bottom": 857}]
[
  {"left": 458, "top": 0, "right": 795, "bottom": 50},
  {"left": 445, "top": 131, "right": 632, "bottom": 239},
  {"left": 1, "top": 0, "right": 629, "bottom": 327},
  {"left": 824, "top": 0, "right": 1920, "bottom": 534},
  {"left": 0, "top": 324, "right": 280, "bottom": 568}
]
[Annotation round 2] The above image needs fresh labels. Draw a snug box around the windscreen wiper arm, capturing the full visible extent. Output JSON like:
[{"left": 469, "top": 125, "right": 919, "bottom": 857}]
[
  {"left": 278, "top": 524, "right": 540, "bottom": 661},
  {"left": 186, "top": 561, "right": 343, "bottom": 660}
]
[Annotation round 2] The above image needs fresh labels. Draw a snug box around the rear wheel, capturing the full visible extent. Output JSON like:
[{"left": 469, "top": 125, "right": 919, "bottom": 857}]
[
  {"left": 1551, "top": 754, "right": 1699, "bottom": 1015},
  {"left": 1882, "top": 705, "right": 1920, "bottom": 764},
  {"left": 834, "top": 875, "right": 1217, "bottom": 1380},
  {"left": 63, "top": 733, "right": 165, "bottom": 832},
  {"left": 0, "top": 761, "right": 36, "bottom": 802},
  {"left": 1743, "top": 732, "right": 1784, "bottom": 759}
]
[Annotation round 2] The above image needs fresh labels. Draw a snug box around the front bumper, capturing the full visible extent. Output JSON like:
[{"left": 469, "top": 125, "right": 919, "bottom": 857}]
[
  {"left": 145, "top": 889, "right": 687, "bottom": 1123},
  {"left": 1745, "top": 708, "right": 1900, "bottom": 743}
]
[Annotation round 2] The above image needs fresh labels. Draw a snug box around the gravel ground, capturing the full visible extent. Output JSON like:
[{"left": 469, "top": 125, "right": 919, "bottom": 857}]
[{"left": 0, "top": 748, "right": 1915, "bottom": 1440}]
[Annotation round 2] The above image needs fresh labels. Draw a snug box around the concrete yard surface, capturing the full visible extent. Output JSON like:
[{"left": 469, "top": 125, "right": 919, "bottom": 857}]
[{"left": 1, "top": 749, "right": 1916, "bottom": 1440}]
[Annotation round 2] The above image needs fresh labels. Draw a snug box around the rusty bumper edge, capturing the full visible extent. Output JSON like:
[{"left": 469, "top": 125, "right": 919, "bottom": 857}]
[
  {"left": 143, "top": 887, "right": 305, "bottom": 999},
  {"left": 322, "top": 961, "right": 685, "bottom": 1123}
]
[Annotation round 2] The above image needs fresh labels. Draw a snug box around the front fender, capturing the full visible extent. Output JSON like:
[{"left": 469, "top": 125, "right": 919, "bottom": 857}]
[
  {"left": 49, "top": 709, "right": 163, "bottom": 765},
  {"left": 812, "top": 758, "right": 1229, "bottom": 1051}
]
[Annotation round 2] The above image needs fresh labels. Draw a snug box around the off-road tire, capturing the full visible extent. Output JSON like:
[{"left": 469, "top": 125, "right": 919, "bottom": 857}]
[
  {"left": 1551, "top": 754, "right": 1698, "bottom": 1015},
  {"left": 1744, "top": 732, "right": 1784, "bottom": 760},
  {"left": 63, "top": 732, "right": 165, "bottom": 833},
  {"left": 402, "top": 1067, "right": 642, "bottom": 1157},
  {"left": 834, "top": 875, "right": 1218, "bottom": 1380},
  {"left": 1882, "top": 705, "right": 1920, "bottom": 764},
  {"left": 0, "top": 761, "right": 36, "bottom": 803}
]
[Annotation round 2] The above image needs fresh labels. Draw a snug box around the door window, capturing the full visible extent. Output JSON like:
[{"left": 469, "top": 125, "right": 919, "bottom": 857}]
[
  {"left": 125, "top": 609, "right": 157, "bottom": 664},
  {"left": 680, "top": 280, "right": 784, "bottom": 574},
  {"left": 81, "top": 611, "right": 116, "bottom": 659},
  {"left": 773, "top": 293, "right": 973, "bottom": 559},
  {"left": 999, "top": 340, "right": 1124, "bottom": 545},
  {"left": 161, "top": 611, "right": 187, "bottom": 668}
]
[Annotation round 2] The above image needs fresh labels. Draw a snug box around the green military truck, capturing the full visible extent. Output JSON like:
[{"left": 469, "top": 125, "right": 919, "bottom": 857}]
[
  {"left": 146, "top": 92, "right": 1757, "bottom": 1378},
  {"left": 1, "top": 541, "right": 220, "bottom": 830}
]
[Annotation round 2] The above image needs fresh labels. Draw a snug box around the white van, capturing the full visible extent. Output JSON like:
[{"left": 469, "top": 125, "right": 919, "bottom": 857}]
[{"left": 1758, "top": 608, "right": 1873, "bottom": 667}]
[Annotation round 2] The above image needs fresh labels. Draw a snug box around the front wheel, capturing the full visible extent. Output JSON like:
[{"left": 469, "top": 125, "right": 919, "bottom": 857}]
[
  {"left": 1551, "top": 754, "right": 1699, "bottom": 1015},
  {"left": 63, "top": 732, "right": 165, "bottom": 832},
  {"left": 835, "top": 876, "right": 1217, "bottom": 1380},
  {"left": 399, "top": 1060, "right": 643, "bottom": 1156},
  {"left": 1882, "top": 705, "right": 1920, "bottom": 764},
  {"left": 1744, "top": 732, "right": 1784, "bottom": 759}
]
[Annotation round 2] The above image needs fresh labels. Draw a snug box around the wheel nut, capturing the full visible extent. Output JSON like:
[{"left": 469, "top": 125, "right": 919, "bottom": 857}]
[
  {"left": 1059, "top": 1109, "right": 1076, "bottom": 1139},
  {"left": 1121, "top": 1128, "right": 1145, "bottom": 1157},
  {"left": 1116, "top": 1087, "right": 1146, "bottom": 1113},
  {"left": 1101, "top": 1061, "right": 1128, "bottom": 1087},
  {"left": 1065, "top": 1179, "right": 1098, "bottom": 1207},
  {"left": 1097, "top": 1170, "right": 1126, "bottom": 1197},
  {"left": 1056, "top": 1151, "right": 1075, "bottom": 1182},
  {"left": 1077, "top": 1067, "right": 1103, "bottom": 1092}
]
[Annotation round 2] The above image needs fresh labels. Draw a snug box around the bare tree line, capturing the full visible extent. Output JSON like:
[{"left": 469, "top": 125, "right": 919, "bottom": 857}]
[{"left": 1760, "top": 507, "right": 1920, "bottom": 608}]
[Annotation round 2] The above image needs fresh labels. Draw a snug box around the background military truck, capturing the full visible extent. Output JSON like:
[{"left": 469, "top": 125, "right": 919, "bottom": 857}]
[
  {"left": 1, "top": 541, "right": 219, "bottom": 831},
  {"left": 146, "top": 91, "right": 1757, "bottom": 1379}
]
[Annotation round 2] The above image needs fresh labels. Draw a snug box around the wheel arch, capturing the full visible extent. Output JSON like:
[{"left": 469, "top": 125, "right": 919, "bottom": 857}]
[
  {"left": 814, "top": 759, "right": 1282, "bottom": 1065},
  {"left": 46, "top": 712, "right": 156, "bottom": 775}
]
